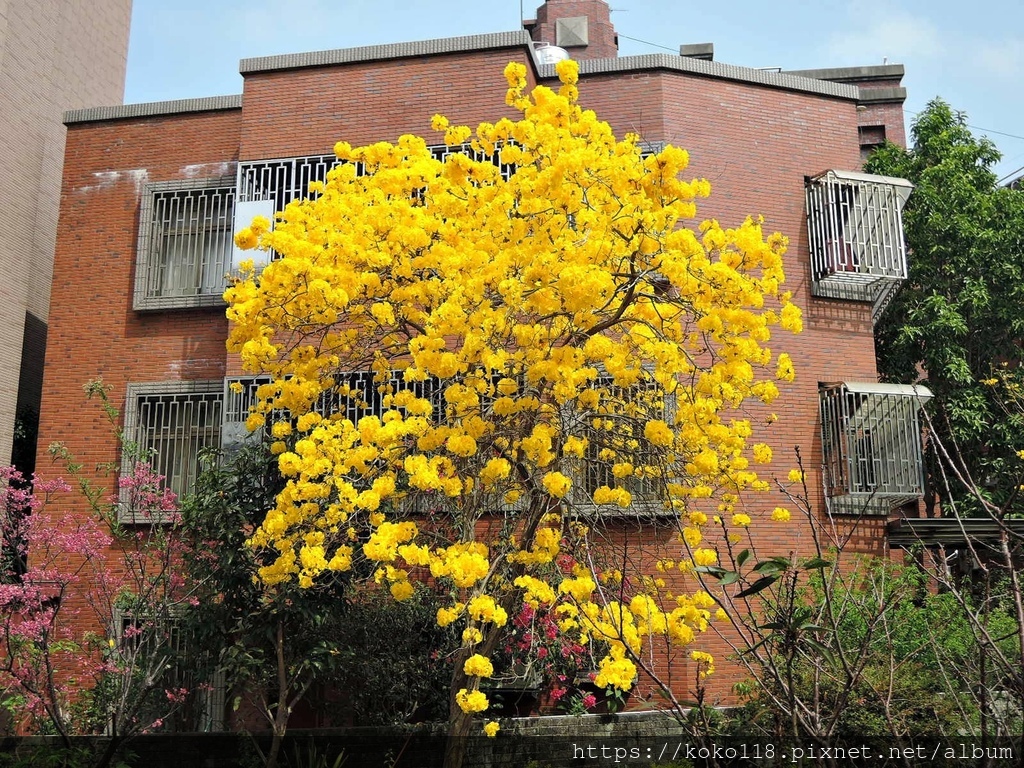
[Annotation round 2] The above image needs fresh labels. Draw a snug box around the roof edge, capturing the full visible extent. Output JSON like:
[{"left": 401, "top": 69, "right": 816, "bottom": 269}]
[
  {"left": 856, "top": 86, "right": 908, "bottom": 105},
  {"left": 240, "top": 30, "right": 534, "bottom": 75},
  {"left": 538, "top": 54, "right": 862, "bottom": 100},
  {"left": 239, "top": 30, "right": 860, "bottom": 101},
  {"left": 784, "top": 64, "right": 905, "bottom": 83},
  {"left": 65, "top": 95, "right": 243, "bottom": 125}
]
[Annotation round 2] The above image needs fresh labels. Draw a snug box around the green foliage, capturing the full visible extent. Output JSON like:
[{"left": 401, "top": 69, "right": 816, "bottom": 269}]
[
  {"left": 180, "top": 443, "right": 457, "bottom": 738},
  {"left": 733, "top": 555, "right": 1022, "bottom": 748},
  {"left": 326, "top": 589, "right": 457, "bottom": 726},
  {"left": 866, "top": 98, "right": 1024, "bottom": 514},
  {"left": 0, "top": 745, "right": 132, "bottom": 768},
  {"left": 179, "top": 444, "right": 352, "bottom": 719},
  {"left": 285, "top": 737, "right": 347, "bottom": 768}
]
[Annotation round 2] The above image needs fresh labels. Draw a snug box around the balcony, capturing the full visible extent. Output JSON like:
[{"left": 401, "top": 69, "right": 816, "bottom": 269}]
[
  {"left": 819, "top": 381, "right": 932, "bottom": 515},
  {"left": 806, "top": 170, "right": 913, "bottom": 321}
]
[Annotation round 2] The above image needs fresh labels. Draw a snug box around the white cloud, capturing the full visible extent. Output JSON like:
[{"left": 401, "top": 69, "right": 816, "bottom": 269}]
[
  {"left": 826, "top": 11, "right": 943, "bottom": 63},
  {"left": 975, "top": 38, "right": 1024, "bottom": 79}
]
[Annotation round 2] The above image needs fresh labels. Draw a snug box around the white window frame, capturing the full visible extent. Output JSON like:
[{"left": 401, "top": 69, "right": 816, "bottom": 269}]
[{"left": 134, "top": 176, "right": 236, "bottom": 311}]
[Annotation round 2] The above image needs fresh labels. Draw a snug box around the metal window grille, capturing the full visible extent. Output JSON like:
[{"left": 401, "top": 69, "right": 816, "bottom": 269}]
[
  {"left": 573, "top": 376, "right": 673, "bottom": 514},
  {"left": 122, "top": 382, "right": 223, "bottom": 521},
  {"left": 222, "top": 376, "right": 275, "bottom": 451},
  {"left": 134, "top": 178, "right": 236, "bottom": 311},
  {"left": 236, "top": 155, "right": 354, "bottom": 209},
  {"left": 806, "top": 170, "right": 912, "bottom": 312},
  {"left": 114, "top": 609, "right": 226, "bottom": 732},
  {"left": 236, "top": 143, "right": 515, "bottom": 210},
  {"left": 231, "top": 144, "right": 520, "bottom": 270},
  {"left": 429, "top": 142, "right": 517, "bottom": 181},
  {"left": 223, "top": 371, "right": 530, "bottom": 515},
  {"left": 820, "top": 382, "right": 931, "bottom": 514}
]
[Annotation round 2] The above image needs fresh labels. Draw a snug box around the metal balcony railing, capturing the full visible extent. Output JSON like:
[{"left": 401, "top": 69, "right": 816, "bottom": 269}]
[
  {"left": 820, "top": 381, "right": 932, "bottom": 515},
  {"left": 806, "top": 170, "right": 913, "bottom": 319},
  {"left": 222, "top": 371, "right": 532, "bottom": 515}
]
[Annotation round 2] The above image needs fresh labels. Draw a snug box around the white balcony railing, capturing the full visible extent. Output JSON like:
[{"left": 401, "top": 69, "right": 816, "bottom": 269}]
[
  {"left": 820, "top": 381, "right": 931, "bottom": 515},
  {"left": 806, "top": 170, "right": 913, "bottom": 320}
]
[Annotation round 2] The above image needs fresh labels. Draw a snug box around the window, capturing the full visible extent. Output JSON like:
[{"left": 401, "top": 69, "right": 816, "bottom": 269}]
[
  {"left": 231, "top": 145, "right": 518, "bottom": 270},
  {"left": 224, "top": 371, "right": 531, "bottom": 515},
  {"left": 819, "top": 381, "right": 932, "bottom": 515},
  {"left": 572, "top": 375, "right": 674, "bottom": 515},
  {"left": 806, "top": 170, "right": 912, "bottom": 310},
  {"left": 114, "top": 608, "right": 226, "bottom": 732},
  {"left": 121, "top": 382, "right": 223, "bottom": 521},
  {"left": 134, "top": 178, "right": 236, "bottom": 310}
]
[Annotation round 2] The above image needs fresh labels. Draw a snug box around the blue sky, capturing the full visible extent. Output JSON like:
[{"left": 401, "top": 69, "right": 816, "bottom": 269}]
[{"left": 125, "top": 0, "right": 1024, "bottom": 182}]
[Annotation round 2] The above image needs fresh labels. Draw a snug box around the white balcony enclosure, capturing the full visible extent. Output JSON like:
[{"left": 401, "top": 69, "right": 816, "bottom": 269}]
[
  {"left": 806, "top": 170, "right": 913, "bottom": 320},
  {"left": 820, "top": 381, "right": 932, "bottom": 515}
]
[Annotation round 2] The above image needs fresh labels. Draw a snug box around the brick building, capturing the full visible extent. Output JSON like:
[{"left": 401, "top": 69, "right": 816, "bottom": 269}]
[
  {"left": 40, "top": 0, "right": 926, "bottom": 724},
  {"left": 0, "top": 0, "right": 132, "bottom": 469}
]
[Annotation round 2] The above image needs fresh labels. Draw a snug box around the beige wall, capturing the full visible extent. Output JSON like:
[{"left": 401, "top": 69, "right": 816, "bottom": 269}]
[{"left": 0, "top": 0, "right": 131, "bottom": 465}]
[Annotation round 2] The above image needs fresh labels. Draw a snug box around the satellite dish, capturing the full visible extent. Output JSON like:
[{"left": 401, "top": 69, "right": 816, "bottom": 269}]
[{"left": 534, "top": 42, "right": 570, "bottom": 65}]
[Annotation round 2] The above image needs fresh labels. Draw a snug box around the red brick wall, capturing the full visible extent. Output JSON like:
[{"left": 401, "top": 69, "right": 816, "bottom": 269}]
[
  {"left": 528, "top": 0, "right": 618, "bottom": 60},
  {"left": 238, "top": 49, "right": 531, "bottom": 160},
  {"left": 566, "top": 70, "right": 881, "bottom": 700},
  {"left": 41, "top": 108, "right": 241, "bottom": 461},
  {"left": 34, "top": 109, "right": 241, "bottom": 650},
  {"left": 38, "top": 46, "right": 894, "bottom": 711}
]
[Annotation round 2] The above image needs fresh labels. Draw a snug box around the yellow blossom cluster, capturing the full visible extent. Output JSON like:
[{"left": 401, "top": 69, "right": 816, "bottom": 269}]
[
  {"left": 463, "top": 654, "right": 495, "bottom": 678},
  {"left": 455, "top": 688, "right": 489, "bottom": 714},
  {"left": 225, "top": 57, "right": 799, "bottom": 729}
]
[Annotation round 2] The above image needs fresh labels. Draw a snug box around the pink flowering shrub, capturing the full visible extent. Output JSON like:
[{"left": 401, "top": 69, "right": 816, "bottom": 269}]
[
  {"left": 497, "top": 592, "right": 597, "bottom": 715},
  {"left": 0, "top": 459, "right": 198, "bottom": 753}
]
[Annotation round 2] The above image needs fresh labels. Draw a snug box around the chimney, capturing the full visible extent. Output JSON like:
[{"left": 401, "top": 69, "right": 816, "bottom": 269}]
[{"left": 524, "top": 0, "right": 618, "bottom": 61}]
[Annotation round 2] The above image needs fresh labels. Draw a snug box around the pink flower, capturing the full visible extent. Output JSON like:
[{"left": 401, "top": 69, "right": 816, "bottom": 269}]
[{"left": 582, "top": 693, "right": 597, "bottom": 709}]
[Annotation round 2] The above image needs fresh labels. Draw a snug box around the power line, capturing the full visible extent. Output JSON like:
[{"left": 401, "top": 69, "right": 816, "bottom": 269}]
[
  {"left": 965, "top": 125, "right": 1024, "bottom": 142},
  {"left": 904, "top": 107, "right": 1024, "bottom": 143},
  {"left": 616, "top": 33, "right": 678, "bottom": 53},
  {"left": 997, "top": 165, "right": 1024, "bottom": 186}
]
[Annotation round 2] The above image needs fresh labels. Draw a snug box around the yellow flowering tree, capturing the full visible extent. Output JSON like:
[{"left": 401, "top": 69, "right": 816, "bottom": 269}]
[{"left": 226, "top": 59, "right": 801, "bottom": 768}]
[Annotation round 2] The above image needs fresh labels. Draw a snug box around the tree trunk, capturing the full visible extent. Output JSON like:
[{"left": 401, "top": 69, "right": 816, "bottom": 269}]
[
  {"left": 442, "top": 641, "right": 476, "bottom": 768},
  {"left": 265, "top": 619, "right": 290, "bottom": 768},
  {"left": 442, "top": 496, "right": 548, "bottom": 768},
  {"left": 442, "top": 707, "right": 476, "bottom": 768}
]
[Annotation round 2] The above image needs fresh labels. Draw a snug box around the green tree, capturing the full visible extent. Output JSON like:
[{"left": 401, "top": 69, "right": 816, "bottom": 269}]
[
  {"left": 866, "top": 99, "right": 1024, "bottom": 515},
  {"left": 181, "top": 445, "right": 457, "bottom": 767},
  {"left": 180, "top": 445, "right": 352, "bottom": 768}
]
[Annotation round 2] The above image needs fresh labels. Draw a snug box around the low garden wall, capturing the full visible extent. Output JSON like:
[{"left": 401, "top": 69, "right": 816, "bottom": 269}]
[{"left": 0, "top": 712, "right": 694, "bottom": 768}]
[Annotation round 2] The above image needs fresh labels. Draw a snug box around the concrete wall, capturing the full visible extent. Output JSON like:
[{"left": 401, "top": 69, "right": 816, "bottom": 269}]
[{"left": 0, "top": 0, "right": 131, "bottom": 466}]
